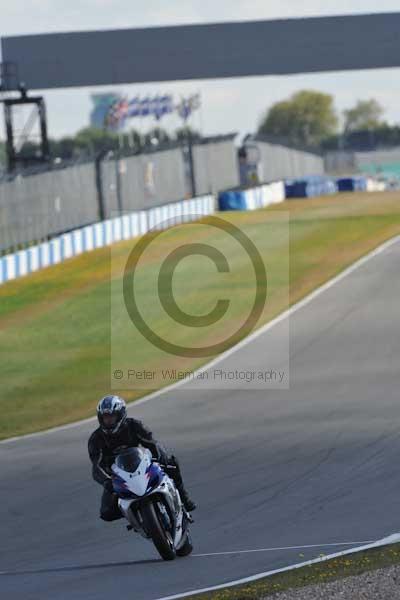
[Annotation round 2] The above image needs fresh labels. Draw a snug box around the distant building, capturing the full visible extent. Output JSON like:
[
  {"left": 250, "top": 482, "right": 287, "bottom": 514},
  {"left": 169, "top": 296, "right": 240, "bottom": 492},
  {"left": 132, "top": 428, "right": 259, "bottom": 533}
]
[{"left": 90, "top": 93, "right": 121, "bottom": 129}]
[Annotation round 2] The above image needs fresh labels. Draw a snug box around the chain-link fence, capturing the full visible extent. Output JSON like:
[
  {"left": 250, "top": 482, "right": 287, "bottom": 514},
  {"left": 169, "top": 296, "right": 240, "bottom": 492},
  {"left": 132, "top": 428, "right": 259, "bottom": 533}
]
[
  {"left": 99, "top": 146, "right": 187, "bottom": 218},
  {"left": 0, "top": 137, "right": 239, "bottom": 255},
  {"left": 254, "top": 137, "right": 324, "bottom": 181},
  {"left": 192, "top": 135, "right": 239, "bottom": 195},
  {"left": 0, "top": 161, "right": 98, "bottom": 253}
]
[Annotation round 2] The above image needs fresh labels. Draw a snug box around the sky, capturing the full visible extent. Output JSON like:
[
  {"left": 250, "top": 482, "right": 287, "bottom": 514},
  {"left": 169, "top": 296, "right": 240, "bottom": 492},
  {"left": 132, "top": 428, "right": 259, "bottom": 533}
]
[{"left": 0, "top": 0, "right": 399, "bottom": 140}]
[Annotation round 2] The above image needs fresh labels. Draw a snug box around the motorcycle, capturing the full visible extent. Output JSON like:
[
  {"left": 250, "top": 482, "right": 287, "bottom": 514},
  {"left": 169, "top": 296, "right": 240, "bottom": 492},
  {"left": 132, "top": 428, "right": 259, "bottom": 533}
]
[{"left": 111, "top": 446, "right": 193, "bottom": 561}]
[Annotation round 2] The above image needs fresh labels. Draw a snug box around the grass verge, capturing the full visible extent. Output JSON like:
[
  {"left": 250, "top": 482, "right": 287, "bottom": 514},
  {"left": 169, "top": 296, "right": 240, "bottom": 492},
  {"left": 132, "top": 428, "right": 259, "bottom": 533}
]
[
  {"left": 187, "top": 542, "right": 400, "bottom": 600},
  {"left": 1, "top": 191, "right": 399, "bottom": 439}
]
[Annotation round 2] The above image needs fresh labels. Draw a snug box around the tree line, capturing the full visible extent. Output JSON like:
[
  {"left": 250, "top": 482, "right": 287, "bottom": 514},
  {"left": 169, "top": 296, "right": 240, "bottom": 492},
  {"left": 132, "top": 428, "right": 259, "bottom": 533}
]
[
  {"left": 0, "top": 126, "right": 200, "bottom": 167},
  {"left": 1, "top": 91, "right": 399, "bottom": 167},
  {"left": 258, "top": 91, "right": 400, "bottom": 151}
]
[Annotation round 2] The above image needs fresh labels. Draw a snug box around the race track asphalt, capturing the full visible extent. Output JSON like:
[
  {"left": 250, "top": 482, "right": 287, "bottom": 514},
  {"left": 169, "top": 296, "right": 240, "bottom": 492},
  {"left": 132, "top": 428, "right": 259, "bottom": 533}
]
[{"left": 1, "top": 237, "right": 399, "bottom": 600}]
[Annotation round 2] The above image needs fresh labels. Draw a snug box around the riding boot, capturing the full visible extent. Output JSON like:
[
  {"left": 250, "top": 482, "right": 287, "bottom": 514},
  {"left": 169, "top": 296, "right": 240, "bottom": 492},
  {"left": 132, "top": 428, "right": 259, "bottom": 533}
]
[
  {"left": 177, "top": 484, "right": 197, "bottom": 512},
  {"left": 167, "top": 455, "right": 197, "bottom": 511}
]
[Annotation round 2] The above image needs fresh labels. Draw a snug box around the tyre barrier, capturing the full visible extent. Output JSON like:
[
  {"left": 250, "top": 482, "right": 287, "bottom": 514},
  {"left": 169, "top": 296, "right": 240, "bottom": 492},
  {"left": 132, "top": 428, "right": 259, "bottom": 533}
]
[
  {"left": 366, "top": 178, "right": 387, "bottom": 192},
  {"left": 218, "top": 181, "right": 285, "bottom": 211},
  {"left": 0, "top": 172, "right": 387, "bottom": 287},
  {"left": 337, "top": 176, "right": 368, "bottom": 192},
  {"left": 0, "top": 194, "right": 215, "bottom": 286},
  {"left": 285, "top": 175, "right": 337, "bottom": 198}
]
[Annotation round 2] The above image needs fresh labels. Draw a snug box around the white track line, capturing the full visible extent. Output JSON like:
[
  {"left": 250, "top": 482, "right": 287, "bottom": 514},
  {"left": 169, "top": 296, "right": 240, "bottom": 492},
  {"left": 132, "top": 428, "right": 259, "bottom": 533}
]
[
  {"left": 0, "top": 541, "right": 376, "bottom": 577},
  {"left": 2, "top": 233, "right": 399, "bottom": 446},
  {"left": 192, "top": 541, "right": 374, "bottom": 558},
  {"left": 155, "top": 533, "right": 400, "bottom": 600}
]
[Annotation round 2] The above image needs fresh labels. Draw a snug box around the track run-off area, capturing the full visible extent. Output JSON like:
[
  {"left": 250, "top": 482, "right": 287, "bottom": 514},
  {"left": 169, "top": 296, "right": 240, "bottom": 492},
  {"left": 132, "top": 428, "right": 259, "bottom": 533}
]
[{"left": 1, "top": 193, "right": 400, "bottom": 599}]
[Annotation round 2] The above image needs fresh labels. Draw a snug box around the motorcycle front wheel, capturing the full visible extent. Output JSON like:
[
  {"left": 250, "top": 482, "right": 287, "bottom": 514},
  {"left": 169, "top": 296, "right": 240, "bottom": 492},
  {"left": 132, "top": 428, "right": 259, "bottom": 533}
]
[
  {"left": 141, "top": 501, "right": 176, "bottom": 561},
  {"left": 176, "top": 531, "right": 193, "bottom": 557}
]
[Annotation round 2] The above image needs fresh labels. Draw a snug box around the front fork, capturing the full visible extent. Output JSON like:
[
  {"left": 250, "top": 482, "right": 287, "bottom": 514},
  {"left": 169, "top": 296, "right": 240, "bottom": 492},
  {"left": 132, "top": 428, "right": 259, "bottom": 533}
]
[
  {"left": 119, "top": 476, "right": 187, "bottom": 542},
  {"left": 120, "top": 492, "right": 177, "bottom": 540},
  {"left": 119, "top": 498, "right": 149, "bottom": 539}
]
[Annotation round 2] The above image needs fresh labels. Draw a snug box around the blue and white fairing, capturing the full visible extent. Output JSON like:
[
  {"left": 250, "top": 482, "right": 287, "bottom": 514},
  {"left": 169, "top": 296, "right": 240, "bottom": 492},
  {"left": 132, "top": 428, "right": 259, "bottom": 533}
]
[
  {"left": 110, "top": 446, "right": 185, "bottom": 548},
  {"left": 111, "top": 447, "right": 164, "bottom": 498}
]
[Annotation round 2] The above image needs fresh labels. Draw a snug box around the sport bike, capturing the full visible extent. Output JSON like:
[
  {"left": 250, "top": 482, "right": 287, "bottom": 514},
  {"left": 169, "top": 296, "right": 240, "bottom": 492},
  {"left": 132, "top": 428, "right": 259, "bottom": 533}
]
[{"left": 111, "top": 446, "right": 193, "bottom": 560}]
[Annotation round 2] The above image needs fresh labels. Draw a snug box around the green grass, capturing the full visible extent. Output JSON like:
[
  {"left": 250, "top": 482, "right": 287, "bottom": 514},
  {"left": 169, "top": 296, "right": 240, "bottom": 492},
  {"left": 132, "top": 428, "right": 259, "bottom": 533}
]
[
  {"left": 186, "top": 542, "right": 400, "bottom": 600},
  {"left": 1, "top": 191, "right": 400, "bottom": 439}
]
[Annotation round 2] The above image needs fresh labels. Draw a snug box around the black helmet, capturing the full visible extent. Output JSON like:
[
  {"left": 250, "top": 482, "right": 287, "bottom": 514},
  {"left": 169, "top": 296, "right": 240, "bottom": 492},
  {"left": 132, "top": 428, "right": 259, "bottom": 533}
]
[{"left": 97, "top": 395, "right": 127, "bottom": 435}]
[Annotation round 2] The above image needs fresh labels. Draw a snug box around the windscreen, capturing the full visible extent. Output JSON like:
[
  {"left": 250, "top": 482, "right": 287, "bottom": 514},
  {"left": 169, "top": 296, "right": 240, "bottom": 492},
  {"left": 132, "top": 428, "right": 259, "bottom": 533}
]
[{"left": 115, "top": 448, "right": 144, "bottom": 473}]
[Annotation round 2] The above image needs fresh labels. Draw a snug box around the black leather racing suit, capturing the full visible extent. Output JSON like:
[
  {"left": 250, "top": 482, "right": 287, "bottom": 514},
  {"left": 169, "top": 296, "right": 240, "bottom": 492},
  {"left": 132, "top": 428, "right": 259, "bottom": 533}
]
[{"left": 88, "top": 418, "right": 188, "bottom": 521}]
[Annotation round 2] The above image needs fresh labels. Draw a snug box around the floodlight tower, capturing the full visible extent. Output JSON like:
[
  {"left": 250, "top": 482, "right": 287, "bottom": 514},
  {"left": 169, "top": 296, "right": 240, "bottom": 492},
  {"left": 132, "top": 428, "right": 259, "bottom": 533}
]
[{"left": 0, "top": 61, "right": 50, "bottom": 172}]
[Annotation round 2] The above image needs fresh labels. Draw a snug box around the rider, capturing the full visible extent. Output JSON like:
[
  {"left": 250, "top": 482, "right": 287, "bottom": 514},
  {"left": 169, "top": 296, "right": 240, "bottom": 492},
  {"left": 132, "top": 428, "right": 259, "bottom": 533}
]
[{"left": 88, "top": 395, "right": 196, "bottom": 521}]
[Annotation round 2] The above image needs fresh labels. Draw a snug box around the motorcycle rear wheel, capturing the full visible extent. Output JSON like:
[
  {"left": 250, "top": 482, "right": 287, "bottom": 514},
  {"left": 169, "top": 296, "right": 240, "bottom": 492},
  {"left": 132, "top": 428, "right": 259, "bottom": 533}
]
[{"left": 142, "top": 501, "right": 176, "bottom": 561}]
